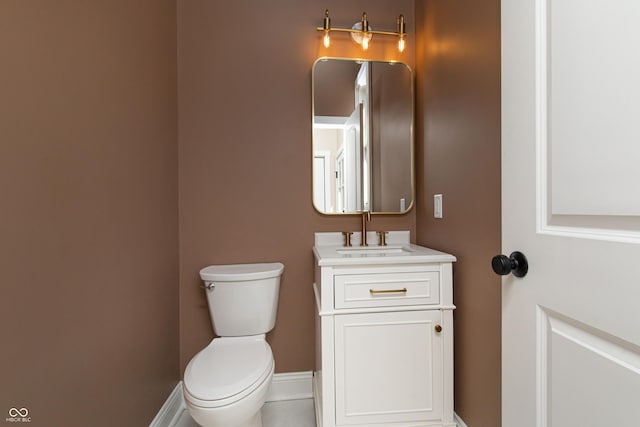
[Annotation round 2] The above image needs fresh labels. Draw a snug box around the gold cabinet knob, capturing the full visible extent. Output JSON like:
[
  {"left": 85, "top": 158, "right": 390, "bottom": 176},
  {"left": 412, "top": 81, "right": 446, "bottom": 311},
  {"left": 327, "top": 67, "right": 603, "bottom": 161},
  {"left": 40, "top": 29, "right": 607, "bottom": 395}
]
[{"left": 435, "top": 324, "right": 443, "bottom": 333}]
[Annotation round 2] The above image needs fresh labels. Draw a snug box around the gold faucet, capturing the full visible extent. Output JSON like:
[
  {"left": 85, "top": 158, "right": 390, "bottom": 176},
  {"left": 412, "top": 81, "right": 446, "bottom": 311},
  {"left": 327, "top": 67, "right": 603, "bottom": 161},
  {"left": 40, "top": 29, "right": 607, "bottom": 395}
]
[
  {"left": 342, "top": 231, "right": 353, "bottom": 247},
  {"left": 360, "top": 211, "right": 371, "bottom": 246}
]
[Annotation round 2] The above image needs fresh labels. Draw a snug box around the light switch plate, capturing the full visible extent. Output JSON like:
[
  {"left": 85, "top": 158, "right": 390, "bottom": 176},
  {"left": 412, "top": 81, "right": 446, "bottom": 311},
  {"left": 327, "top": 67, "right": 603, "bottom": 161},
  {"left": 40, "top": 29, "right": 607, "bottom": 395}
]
[{"left": 434, "top": 194, "right": 443, "bottom": 218}]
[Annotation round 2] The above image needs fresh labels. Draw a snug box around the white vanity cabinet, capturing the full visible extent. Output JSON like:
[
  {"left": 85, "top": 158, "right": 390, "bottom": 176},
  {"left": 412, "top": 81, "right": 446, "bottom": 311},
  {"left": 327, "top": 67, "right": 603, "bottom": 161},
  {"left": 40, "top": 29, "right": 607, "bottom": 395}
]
[{"left": 313, "top": 232, "right": 457, "bottom": 427}]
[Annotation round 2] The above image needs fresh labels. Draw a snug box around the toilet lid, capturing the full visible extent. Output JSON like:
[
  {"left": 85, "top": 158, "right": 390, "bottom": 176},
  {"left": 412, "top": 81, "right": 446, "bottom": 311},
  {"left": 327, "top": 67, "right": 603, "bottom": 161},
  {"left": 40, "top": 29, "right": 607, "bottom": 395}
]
[
  {"left": 184, "top": 337, "right": 273, "bottom": 402},
  {"left": 200, "top": 262, "right": 284, "bottom": 282}
]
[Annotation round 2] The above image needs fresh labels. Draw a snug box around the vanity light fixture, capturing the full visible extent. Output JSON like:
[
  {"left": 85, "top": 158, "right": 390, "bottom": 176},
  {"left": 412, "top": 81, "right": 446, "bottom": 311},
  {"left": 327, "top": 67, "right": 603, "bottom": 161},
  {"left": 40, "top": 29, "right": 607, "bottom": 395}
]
[{"left": 318, "top": 9, "right": 407, "bottom": 53}]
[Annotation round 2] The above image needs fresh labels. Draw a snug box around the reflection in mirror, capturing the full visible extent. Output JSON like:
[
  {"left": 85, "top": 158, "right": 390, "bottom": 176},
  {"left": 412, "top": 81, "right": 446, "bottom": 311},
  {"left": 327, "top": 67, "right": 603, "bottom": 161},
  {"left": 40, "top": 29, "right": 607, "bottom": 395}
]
[{"left": 312, "top": 58, "right": 413, "bottom": 214}]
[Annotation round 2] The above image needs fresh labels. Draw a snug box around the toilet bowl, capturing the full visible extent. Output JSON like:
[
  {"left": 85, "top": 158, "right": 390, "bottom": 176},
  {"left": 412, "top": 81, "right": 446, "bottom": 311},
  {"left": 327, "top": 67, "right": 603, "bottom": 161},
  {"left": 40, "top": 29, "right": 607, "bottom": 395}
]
[
  {"left": 183, "top": 336, "right": 274, "bottom": 427},
  {"left": 183, "top": 263, "right": 284, "bottom": 427}
]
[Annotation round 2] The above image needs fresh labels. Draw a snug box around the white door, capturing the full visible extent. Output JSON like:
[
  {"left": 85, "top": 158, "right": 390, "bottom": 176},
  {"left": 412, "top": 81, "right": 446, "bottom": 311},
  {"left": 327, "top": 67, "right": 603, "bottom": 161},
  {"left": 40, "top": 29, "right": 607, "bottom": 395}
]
[
  {"left": 336, "top": 150, "right": 345, "bottom": 213},
  {"left": 344, "top": 104, "right": 363, "bottom": 212},
  {"left": 313, "top": 154, "right": 329, "bottom": 212},
  {"left": 355, "top": 63, "right": 372, "bottom": 211},
  {"left": 501, "top": 1, "right": 640, "bottom": 426}
]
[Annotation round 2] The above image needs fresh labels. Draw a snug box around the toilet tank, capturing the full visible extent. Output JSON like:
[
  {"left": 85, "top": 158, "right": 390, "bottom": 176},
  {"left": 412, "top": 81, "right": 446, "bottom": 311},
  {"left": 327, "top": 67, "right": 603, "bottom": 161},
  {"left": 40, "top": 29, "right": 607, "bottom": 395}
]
[{"left": 199, "top": 263, "right": 284, "bottom": 336}]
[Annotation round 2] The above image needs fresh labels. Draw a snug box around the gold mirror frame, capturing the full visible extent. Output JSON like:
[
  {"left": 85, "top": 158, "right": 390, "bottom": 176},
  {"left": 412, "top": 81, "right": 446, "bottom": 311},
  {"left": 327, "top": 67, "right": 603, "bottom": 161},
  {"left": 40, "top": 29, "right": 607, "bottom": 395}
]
[{"left": 312, "top": 57, "right": 414, "bottom": 215}]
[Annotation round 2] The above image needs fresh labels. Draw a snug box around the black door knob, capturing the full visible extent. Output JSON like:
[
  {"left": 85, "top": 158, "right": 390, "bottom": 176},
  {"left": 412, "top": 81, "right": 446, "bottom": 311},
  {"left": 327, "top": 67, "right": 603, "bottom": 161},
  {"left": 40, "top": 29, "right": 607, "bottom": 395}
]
[{"left": 492, "top": 251, "right": 528, "bottom": 277}]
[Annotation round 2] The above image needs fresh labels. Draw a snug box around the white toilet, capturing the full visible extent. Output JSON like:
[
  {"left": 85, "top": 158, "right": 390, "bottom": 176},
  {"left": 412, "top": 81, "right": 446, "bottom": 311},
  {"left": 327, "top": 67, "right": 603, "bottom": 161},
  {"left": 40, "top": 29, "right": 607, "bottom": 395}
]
[{"left": 183, "top": 262, "right": 284, "bottom": 427}]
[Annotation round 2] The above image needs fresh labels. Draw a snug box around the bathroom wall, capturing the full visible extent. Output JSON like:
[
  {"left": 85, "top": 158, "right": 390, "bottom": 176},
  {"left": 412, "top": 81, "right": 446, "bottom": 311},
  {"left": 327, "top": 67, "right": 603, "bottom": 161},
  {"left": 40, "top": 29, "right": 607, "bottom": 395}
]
[
  {"left": 0, "top": 2, "right": 179, "bottom": 426},
  {"left": 177, "top": 0, "right": 416, "bottom": 375},
  {"left": 415, "top": 1, "right": 503, "bottom": 426},
  {"left": 372, "top": 64, "right": 413, "bottom": 213}
]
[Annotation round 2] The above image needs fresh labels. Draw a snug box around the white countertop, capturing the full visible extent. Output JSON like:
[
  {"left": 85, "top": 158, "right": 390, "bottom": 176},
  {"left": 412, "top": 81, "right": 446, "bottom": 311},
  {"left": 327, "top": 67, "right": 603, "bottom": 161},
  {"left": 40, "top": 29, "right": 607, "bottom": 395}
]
[{"left": 313, "top": 231, "right": 456, "bottom": 266}]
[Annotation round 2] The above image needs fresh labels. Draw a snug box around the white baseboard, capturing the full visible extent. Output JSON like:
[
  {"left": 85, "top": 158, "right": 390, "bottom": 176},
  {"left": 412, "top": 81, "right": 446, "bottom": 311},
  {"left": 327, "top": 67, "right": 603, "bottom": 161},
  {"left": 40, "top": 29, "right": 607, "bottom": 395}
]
[
  {"left": 149, "top": 382, "right": 183, "bottom": 427},
  {"left": 150, "top": 372, "right": 314, "bottom": 427},
  {"left": 153, "top": 373, "right": 463, "bottom": 427},
  {"left": 266, "top": 371, "right": 313, "bottom": 402},
  {"left": 454, "top": 411, "right": 469, "bottom": 427}
]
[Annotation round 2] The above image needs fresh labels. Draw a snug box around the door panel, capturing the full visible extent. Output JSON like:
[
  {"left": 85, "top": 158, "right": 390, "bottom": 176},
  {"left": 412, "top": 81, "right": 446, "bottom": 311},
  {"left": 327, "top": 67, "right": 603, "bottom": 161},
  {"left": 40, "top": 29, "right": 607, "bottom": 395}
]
[
  {"left": 536, "top": 0, "right": 640, "bottom": 238},
  {"left": 502, "top": 0, "right": 640, "bottom": 426},
  {"left": 538, "top": 308, "right": 640, "bottom": 426}
]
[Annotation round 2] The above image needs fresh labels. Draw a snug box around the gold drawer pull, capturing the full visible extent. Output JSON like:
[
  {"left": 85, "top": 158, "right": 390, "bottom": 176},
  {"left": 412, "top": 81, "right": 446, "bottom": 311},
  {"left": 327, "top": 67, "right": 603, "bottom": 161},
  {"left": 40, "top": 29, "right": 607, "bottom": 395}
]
[{"left": 369, "top": 288, "right": 408, "bottom": 295}]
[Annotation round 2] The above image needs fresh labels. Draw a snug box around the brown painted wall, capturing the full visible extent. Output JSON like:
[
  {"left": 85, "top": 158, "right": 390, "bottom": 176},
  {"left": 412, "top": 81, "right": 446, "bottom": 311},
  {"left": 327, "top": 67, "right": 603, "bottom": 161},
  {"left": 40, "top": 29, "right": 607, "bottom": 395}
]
[
  {"left": 415, "top": 1, "right": 502, "bottom": 426},
  {"left": 1, "top": 1, "right": 501, "bottom": 424},
  {"left": 177, "top": 0, "right": 415, "bottom": 375},
  {"left": 0, "top": 2, "right": 179, "bottom": 426}
]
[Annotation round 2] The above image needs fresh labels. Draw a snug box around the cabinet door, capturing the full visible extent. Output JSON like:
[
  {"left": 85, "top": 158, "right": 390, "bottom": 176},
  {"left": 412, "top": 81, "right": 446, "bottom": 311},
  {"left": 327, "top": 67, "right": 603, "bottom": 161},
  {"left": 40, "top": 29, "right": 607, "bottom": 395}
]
[{"left": 334, "top": 310, "right": 443, "bottom": 425}]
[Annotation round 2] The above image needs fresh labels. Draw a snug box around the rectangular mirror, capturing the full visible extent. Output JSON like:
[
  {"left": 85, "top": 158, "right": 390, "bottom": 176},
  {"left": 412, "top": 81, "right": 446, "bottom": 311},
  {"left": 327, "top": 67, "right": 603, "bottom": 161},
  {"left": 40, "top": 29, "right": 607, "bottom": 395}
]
[{"left": 312, "top": 58, "right": 414, "bottom": 214}]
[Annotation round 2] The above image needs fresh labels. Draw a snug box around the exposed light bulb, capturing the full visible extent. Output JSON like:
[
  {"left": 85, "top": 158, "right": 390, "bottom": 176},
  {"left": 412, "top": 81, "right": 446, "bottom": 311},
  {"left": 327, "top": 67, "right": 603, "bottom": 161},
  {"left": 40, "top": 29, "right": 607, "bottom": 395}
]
[
  {"left": 322, "top": 10, "right": 331, "bottom": 48},
  {"left": 397, "top": 15, "right": 406, "bottom": 53},
  {"left": 323, "top": 32, "right": 331, "bottom": 48},
  {"left": 361, "top": 12, "right": 369, "bottom": 51}
]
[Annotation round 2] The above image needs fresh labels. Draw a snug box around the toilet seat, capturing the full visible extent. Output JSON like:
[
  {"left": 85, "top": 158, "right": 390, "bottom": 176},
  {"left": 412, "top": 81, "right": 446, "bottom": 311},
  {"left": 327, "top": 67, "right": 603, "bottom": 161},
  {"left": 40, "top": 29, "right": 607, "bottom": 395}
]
[{"left": 183, "top": 336, "right": 273, "bottom": 409}]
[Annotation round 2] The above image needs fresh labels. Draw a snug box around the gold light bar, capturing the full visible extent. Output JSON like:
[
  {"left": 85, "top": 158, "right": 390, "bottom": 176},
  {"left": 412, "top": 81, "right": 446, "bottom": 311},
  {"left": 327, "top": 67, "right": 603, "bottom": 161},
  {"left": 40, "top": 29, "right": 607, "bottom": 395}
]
[{"left": 317, "top": 9, "right": 407, "bottom": 52}]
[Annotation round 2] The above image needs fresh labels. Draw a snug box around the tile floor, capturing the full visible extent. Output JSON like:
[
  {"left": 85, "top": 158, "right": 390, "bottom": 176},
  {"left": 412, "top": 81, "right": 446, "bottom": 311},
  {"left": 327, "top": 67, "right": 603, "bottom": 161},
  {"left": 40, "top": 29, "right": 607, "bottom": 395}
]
[{"left": 174, "top": 399, "right": 316, "bottom": 427}]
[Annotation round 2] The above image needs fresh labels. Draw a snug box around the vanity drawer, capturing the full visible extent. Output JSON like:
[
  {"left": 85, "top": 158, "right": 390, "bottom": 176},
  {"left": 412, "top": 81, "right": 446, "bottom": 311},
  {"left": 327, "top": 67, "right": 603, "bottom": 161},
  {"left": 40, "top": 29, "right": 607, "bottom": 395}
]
[{"left": 334, "top": 271, "right": 440, "bottom": 309}]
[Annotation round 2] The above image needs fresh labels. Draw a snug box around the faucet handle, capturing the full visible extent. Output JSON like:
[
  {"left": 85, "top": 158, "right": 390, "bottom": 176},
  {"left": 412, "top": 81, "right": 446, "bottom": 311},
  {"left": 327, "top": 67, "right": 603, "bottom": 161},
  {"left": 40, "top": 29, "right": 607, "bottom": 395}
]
[
  {"left": 342, "top": 231, "right": 353, "bottom": 247},
  {"left": 377, "top": 231, "right": 388, "bottom": 246}
]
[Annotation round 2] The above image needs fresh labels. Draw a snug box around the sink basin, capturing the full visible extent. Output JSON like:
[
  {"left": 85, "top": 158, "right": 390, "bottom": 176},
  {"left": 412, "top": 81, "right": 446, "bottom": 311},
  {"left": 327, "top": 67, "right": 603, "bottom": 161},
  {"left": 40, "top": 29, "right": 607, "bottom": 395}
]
[{"left": 336, "top": 245, "right": 413, "bottom": 256}]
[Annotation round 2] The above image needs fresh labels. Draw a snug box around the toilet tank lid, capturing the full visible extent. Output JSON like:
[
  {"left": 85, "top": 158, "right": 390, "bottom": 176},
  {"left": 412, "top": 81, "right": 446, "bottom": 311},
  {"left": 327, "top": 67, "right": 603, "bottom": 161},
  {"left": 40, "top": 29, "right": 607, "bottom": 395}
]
[{"left": 200, "top": 262, "right": 284, "bottom": 282}]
